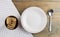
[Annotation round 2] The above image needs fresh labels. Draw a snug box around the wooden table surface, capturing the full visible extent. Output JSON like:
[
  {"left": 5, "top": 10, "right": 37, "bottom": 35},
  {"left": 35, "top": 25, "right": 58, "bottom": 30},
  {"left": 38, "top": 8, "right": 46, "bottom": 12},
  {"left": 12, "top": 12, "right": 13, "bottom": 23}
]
[{"left": 12, "top": 0, "right": 60, "bottom": 37}]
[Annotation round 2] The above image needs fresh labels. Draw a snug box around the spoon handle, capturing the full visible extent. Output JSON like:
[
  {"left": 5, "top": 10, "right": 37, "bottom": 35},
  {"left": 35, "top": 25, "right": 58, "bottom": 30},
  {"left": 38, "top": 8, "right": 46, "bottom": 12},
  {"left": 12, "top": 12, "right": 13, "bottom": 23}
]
[{"left": 49, "top": 16, "right": 52, "bottom": 32}]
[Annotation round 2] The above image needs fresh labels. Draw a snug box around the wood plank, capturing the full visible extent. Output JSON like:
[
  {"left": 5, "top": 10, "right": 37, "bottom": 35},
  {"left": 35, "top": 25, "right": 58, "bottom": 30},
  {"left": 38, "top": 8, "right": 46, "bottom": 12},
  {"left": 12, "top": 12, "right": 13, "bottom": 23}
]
[
  {"left": 13, "top": 0, "right": 60, "bottom": 2},
  {"left": 12, "top": 1, "right": 60, "bottom": 37}
]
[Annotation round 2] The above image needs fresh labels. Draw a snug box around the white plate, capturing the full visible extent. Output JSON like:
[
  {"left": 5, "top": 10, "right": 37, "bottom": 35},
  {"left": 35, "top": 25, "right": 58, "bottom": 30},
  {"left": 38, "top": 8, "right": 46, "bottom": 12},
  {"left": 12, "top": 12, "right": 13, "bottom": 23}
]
[
  {"left": 21, "top": 7, "right": 47, "bottom": 33},
  {"left": 0, "top": 0, "right": 33, "bottom": 37}
]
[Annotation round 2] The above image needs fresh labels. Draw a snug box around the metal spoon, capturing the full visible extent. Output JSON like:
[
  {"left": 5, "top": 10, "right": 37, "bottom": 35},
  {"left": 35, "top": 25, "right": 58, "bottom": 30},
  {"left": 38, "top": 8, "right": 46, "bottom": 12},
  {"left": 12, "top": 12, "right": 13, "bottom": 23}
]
[{"left": 47, "top": 9, "right": 54, "bottom": 32}]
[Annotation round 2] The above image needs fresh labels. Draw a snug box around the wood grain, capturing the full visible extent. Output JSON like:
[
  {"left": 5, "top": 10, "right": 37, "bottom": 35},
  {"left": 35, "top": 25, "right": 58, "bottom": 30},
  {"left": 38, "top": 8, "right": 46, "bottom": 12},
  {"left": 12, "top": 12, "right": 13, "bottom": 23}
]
[
  {"left": 13, "top": 0, "right": 60, "bottom": 2},
  {"left": 12, "top": 0, "right": 60, "bottom": 37}
]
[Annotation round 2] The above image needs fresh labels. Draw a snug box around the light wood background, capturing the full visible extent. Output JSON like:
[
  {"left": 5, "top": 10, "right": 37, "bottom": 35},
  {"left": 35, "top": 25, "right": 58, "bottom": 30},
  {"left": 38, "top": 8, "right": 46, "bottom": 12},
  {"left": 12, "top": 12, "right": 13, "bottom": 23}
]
[{"left": 12, "top": 0, "right": 60, "bottom": 37}]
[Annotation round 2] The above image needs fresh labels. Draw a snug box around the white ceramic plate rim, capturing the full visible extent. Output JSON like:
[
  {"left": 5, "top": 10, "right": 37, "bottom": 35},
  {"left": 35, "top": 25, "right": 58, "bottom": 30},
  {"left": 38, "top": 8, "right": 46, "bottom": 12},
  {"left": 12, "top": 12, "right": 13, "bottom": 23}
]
[{"left": 21, "top": 7, "right": 47, "bottom": 33}]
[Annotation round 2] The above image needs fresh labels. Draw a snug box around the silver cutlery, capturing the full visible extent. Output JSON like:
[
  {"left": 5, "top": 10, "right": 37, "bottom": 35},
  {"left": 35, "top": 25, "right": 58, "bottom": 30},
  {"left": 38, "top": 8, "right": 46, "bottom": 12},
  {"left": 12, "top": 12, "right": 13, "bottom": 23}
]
[{"left": 47, "top": 9, "right": 54, "bottom": 32}]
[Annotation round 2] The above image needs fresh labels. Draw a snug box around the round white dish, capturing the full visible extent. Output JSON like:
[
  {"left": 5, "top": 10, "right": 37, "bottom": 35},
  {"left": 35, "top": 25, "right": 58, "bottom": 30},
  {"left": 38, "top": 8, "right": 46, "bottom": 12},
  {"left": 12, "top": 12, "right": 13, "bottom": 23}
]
[{"left": 21, "top": 7, "right": 47, "bottom": 33}]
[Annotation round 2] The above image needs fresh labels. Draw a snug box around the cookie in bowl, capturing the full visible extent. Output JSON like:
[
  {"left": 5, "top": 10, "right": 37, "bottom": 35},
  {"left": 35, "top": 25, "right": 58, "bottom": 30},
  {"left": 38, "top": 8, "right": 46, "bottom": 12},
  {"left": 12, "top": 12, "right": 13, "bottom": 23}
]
[{"left": 5, "top": 16, "right": 18, "bottom": 30}]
